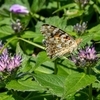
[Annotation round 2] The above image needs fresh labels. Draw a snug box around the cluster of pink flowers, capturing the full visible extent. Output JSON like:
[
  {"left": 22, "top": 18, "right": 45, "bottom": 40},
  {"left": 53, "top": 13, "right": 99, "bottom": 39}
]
[
  {"left": 0, "top": 41, "right": 22, "bottom": 72},
  {"left": 70, "top": 45, "right": 98, "bottom": 67}
]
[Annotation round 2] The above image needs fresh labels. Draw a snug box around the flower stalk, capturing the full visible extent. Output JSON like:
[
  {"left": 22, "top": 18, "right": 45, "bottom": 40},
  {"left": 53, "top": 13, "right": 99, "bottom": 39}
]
[
  {"left": 18, "top": 37, "right": 45, "bottom": 50},
  {"left": 86, "top": 67, "right": 92, "bottom": 100}
]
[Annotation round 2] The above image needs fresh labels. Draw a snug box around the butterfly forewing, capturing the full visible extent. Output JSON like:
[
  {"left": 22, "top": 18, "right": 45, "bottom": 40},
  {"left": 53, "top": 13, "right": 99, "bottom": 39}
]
[{"left": 40, "top": 24, "right": 81, "bottom": 59}]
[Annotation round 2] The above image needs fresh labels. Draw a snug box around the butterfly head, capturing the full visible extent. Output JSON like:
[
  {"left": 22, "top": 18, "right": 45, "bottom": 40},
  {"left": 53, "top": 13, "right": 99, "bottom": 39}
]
[{"left": 76, "top": 38, "right": 82, "bottom": 45}]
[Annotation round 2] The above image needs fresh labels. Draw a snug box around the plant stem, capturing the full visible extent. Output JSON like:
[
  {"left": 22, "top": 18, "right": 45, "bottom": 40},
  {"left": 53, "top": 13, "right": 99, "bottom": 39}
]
[
  {"left": 87, "top": 67, "right": 92, "bottom": 100},
  {"left": 89, "top": 83, "right": 92, "bottom": 100},
  {"left": 18, "top": 37, "right": 45, "bottom": 50},
  {"left": 0, "top": 36, "right": 17, "bottom": 54},
  {"left": 0, "top": 37, "right": 46, "bottom": 54}
]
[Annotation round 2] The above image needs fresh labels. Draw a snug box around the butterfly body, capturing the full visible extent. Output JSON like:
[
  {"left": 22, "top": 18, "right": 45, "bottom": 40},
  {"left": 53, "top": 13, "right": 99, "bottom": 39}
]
[{"left": 40, "top": 24, "right": 81, "bottom": 59}]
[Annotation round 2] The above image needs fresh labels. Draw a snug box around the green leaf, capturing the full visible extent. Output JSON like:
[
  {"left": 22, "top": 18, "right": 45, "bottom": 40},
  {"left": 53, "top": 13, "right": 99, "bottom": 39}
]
[
  {"left": 31, "top": 0, "right": 46, "bottom": 12},
  {"left": 45, "top": 16, "right": 67, "bottom": 30},
  {"left": 33, "top": 35, "right": 43, "bottom": 43},
  {"left": 6, "top": 78, "right": 44, "bottom": 92},
  {"left": 93, "top": 4, "right": 100, "bottom": 14},
  {"left": 45, "top": 1, "right": 57, "bottom": 9},
  {"left": 16, "top": 42, "right": 24, "bottom": 54},
  {"left": 0, "top": 81, "right": 5, "bottom": 88},
  {"left": 79, "top": 34, "right": 93, "bottom": 48},
  {"left": 92, "top": 31, "right": 100, "bottom": 41},
  {"left": 35, "top": 61, "right": 54, "bottom": 74},
  {"left": 66, "top": 10, "right": 84, "bottom": 19},
  {"left": 34, "top": 74, "right": 66, "bottom": 97},
  {"left": 0, "top": 18, "right": 11, "bottom": 26},
  {"left": 88, "top": 24, "right": 100, "bottom": 33},
  {"left": 34, "top": 51, "right": 50, "bottom": 69},
  {"left": 93, "top": 82, "right": 100, "bottom": 89},
  {"left": 60, "top": 58, "right": 76, "bottom": 68},
  {"left": 0, "top": 92, "right": 14, "bottom": 100},
  {"left": 62, "top": 73, "right": 96, "bottom": 99},
  {"left": 0, "top": 25, "right": 13, "bottom": 38},
  {"left": 87, "top": 24, "right": 100, "bottom": 41},
  {"left": 57, "top": 59, "right": 77, "bottom": 77},
  {"left": 96, "top": 94, "right": 100, "bottom": 100},
  {"left": 65, "top": 25, "right": 73, "bottom": 33},
  {"left": 21, "top": 31, "right": 40, "bottom": 38},
  {"left": 21, "top": 30, "right": 43, "bottom": 42},
  {"left": 35, "top": 21, "right": 44, "bottom": 34}
]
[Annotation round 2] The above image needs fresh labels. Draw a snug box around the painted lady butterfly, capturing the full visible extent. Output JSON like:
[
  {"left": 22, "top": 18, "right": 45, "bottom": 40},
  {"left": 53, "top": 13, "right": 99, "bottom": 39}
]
[{"left": 40, "top": 24, "right": 82, "bottom": 59}]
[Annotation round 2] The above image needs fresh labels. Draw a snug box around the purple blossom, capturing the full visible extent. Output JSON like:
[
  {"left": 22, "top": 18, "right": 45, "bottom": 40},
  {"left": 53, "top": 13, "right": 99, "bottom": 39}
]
[
  {"left": 70, "top": 45, "right": 98, "bottom": 67},
  {"left": 0, "top": 60, "right": 7, "bottom": 71},
  {"left": 0, "top": 54, "right": 9, "bottom": 63},
  {"left": 85, "top": 46, "right": 97, "bottom": 60},
  {"left": 10, "top": 4, "right": 29, "bottom": 14},
  {"left": 0, "top": 41, "right": 22, "bottom": 72},
  {"left": 78, "top": 50, "right": 86, "bottom": 59},
  {"left": 7, "top": 54, "right": 22, "bottom": 71},
  {"left": 78, "top": 46, "right": 97, "bottom": 61},
  {"left": 0, "top": 54, "right": 9, "bottom": 71},
  {"left": 7, "top": 58, "right": 15, "bottom": 71},
  {"left": 13, "top": 54, "right": 22, "bottom": 67}
]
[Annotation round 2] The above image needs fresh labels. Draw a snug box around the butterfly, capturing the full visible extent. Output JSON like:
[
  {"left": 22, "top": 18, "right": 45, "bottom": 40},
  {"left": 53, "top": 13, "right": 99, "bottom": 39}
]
[{"left": 40, "top": 24, "right": 82, "bottom": 59}]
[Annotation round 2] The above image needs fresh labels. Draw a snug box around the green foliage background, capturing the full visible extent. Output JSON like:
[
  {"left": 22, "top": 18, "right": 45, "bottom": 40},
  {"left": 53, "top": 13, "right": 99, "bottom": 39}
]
[{"left": 0, "top": 0, "right": 100, "bottom": 100}]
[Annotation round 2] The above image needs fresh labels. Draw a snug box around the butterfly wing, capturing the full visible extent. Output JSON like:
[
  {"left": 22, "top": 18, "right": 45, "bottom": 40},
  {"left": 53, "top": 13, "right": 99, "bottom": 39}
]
[{"left": 40, "top": 24, "right": 81, "bottom": 58}]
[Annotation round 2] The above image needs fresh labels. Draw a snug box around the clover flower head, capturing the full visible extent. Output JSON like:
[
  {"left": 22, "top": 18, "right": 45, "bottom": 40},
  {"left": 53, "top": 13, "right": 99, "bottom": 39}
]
[
  {"left": 85, "top": 46, "right": 97, "bottom": 60},
  {"left": 0, "top": 59, "right": 7, "bottom": 71},
  {"left": 10, "top": 4, "right": 29, "bottom": 14},
  {"left": 79, "top": 46, "right": 97, "bottom": 61},
  {"left": 73, "top": 22, "right": 87, "bottom": 35},
  {"left": 0, "top": 41, "right": 22, "bottom": 72},
  {"left": 13, "top": 54, "right": 22, "bottom": 67},
  {"left": 70, "top": 45, "right": 98, "bottom": 67},
  {"left": 7, "top": 54, "right": 22, "bottom": 71},
  {"left": 78, "top": 50, "right": 86, "bottom": 59},
  {"left": 11, "top": 19, "right": 23, "bottom": 33}
]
